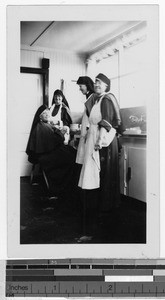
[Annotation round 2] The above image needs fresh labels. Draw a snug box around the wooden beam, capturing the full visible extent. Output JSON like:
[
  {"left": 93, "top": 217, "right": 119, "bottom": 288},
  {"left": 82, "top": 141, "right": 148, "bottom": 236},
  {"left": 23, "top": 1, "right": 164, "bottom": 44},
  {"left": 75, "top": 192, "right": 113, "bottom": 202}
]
[
  {"left": 20, "top": 66, "right": 49, "bottom": 107},
  {"left": 20, "top": 67, "right": 46, "bottom": 74}
]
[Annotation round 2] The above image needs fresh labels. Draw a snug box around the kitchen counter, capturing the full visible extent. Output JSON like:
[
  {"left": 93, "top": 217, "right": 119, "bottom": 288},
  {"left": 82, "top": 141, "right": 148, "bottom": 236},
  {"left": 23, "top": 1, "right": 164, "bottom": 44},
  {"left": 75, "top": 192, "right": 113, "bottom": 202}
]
[
  {"left": 121, "top": 133, "right": 146, "bottom": 138},
  {"left": 119, "top": 132, "right": 146, "bottom": 201}
]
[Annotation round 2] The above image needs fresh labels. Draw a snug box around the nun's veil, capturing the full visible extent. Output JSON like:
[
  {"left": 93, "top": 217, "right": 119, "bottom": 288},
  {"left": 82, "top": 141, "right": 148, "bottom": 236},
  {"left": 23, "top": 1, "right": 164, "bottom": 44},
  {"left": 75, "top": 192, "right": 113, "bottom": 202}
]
[{"left": 52, "top": 89, "right": 70, "bottom": 108}]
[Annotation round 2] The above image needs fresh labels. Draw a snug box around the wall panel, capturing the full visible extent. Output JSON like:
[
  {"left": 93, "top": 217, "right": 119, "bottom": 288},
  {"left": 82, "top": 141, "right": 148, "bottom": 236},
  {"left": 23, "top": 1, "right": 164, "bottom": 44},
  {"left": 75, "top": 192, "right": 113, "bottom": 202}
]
[{"left": 21, "top": 47, "right": 86, "bottom": 113}]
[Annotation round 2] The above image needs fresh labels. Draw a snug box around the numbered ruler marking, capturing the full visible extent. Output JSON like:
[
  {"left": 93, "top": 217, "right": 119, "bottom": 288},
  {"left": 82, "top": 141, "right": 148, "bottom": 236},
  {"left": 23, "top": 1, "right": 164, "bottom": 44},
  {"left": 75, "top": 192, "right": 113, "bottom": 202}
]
[
  {"left": 6, "top": 281, "right": 165, "bottom": 297},
  {"left": 6, "top": 259, "right": 165, "bottom": 297}
]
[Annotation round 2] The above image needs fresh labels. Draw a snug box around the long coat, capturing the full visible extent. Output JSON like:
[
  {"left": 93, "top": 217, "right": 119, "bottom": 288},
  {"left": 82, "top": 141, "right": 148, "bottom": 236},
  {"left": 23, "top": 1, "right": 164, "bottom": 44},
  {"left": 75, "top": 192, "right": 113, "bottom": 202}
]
[
  {"left": 26, "top": 105, "right": 76, "bottom": 196},
  {"left": 82, "top": 93, "right": 124, "bottom": 211}
]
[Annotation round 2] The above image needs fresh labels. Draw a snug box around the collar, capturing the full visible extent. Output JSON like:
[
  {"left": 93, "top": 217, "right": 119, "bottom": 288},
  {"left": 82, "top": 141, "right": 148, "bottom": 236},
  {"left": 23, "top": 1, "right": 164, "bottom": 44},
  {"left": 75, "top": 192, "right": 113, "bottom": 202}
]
[{"left": 86, "top": 91, "right": 93, "bottom": 100}]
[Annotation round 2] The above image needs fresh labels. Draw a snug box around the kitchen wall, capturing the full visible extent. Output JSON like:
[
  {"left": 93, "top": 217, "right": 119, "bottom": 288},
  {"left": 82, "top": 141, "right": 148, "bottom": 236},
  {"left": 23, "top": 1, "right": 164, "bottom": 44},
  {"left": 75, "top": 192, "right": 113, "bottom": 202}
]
[
  {"left": 20, "top": 47, "right": 87, "bottom": 175},
  {"left": 21, "top": 21, "right": 153, "bottom": 125},
  {"left": 21, "top": 22, "right": 149, "bottom": 113},
  {"left": 86, "top": 22, "right": 149, "bottom": 109},
  {"left": 21, "top": 47, "right": 86, "bottom": 113}
]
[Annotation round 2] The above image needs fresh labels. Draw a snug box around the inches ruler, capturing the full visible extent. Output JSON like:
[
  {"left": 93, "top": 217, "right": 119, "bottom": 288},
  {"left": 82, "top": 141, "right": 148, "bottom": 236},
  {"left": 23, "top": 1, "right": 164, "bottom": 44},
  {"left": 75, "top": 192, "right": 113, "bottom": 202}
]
[{"left": 6, "top": 259, "right": 165, "bottom": 297}]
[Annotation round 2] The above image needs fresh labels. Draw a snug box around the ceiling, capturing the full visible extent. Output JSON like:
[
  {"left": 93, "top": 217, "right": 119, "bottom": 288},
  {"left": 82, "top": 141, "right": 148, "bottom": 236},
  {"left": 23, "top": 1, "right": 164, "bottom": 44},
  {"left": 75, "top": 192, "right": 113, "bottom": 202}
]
[{"left": 21, "top": 21, "right": 141, "bottom": 55}]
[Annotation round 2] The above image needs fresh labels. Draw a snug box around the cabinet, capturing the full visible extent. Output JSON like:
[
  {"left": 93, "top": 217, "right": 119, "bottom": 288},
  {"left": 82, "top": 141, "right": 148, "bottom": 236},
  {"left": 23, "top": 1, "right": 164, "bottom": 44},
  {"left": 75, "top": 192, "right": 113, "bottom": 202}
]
[{"left": 119, "top": 135, "right": 146, "bottom": 202}]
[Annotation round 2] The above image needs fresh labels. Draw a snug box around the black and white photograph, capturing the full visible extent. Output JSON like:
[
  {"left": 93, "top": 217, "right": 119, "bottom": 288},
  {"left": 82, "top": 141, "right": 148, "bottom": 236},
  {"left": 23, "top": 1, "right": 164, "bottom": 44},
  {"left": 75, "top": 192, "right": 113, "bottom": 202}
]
[{"left": 7, "top": 5, "right": 159, "bottom": 258}]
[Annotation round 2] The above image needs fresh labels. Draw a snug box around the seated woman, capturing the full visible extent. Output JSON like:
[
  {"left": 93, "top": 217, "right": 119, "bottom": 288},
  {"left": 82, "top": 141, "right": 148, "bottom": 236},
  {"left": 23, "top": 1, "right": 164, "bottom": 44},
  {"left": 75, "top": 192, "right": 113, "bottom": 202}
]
[
  {"left": 40, "top": 108, "right": 70, "bottom": 145},
  {"left": 26, "top": 105, "right": 76, "bottom": 197}
]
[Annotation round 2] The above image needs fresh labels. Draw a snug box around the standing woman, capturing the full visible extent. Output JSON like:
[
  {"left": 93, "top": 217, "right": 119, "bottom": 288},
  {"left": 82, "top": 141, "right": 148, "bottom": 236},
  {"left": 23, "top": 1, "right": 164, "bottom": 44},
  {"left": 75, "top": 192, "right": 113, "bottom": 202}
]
[
  {"left": 76, "top": 76, "right": 95, "bottom": 165},
  {"left": 78, "top": 73, "right": 123, "bottom": 241},
  {"left": 50, "top": 89, "right": 72, "bottom": 128}
]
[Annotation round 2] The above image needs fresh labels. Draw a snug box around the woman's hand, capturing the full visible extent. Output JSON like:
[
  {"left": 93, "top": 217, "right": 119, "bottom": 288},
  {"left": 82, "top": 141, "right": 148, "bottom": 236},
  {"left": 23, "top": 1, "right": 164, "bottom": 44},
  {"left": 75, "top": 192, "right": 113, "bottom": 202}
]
[
  {"left": 60, "top": 128, "right": 66, "bottom": 135},
  {"left": 94, "top": 127, "right": 106, "bottom": 150},
  {"left": 94, "top": 139, "right": 102, "bottom": 151},
  {"left": 82, "top": 127, "right": 89, "bottom": 143}
]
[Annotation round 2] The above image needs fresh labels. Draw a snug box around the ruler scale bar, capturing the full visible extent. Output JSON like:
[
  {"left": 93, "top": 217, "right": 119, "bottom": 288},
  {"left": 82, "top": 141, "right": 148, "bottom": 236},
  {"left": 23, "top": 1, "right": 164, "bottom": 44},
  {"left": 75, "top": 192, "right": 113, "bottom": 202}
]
[
  {"left": 154, "top": 270, "right": 165, "bottom": 275},
  {"left": 103, "top": 270, "right": 153, "bottom": 275},
  {"left": 105, "top": 276, "right": 153, "bottom": 282},
  {"left": 48, "top": 265, "right": 70, "bottom": 269},
  {"left": 6, "top": 281, "right": 165, "bottom": 296},
  {"left": 71, "top": 265, "right": 90, "bottom": 269},
  {"left": 6, "top": 275, "right": 105, "bottom": 281},
  {"left": 6, "top": 269, "right": 155, "bottom": 276},
  {"left": 6, "top": 269, "right": 102, "bottom": 276},
  {"left": 92, "top": 265, "right": 113, "bottom": 269},
  {"left": 7, "top": 259, "right": 165, "bottom": 264},
  {"left": 7, "top": 294, "right": 165, "bottom": 297},
  {"left": 6, "top": 260, "right": 165, "bottom": 297},
  {"left": 154, "top": 276, "right": 165, "bottom": 282},
  {"left": 6, "top": 270, "right": 54, "bottom": 276},
  {"left": 7, "top": 264, "right": 165, "bottom": 269},
  {"left": 6, "top": 265, "right": 27, "bottom": 269}
]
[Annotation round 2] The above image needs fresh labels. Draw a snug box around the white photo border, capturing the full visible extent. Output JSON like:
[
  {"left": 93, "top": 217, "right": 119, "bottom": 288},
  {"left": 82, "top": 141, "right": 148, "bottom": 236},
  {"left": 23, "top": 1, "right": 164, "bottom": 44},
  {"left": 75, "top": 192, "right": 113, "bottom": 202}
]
[{"left": 7, "top": 4, "right": 159, "bottom": 258}]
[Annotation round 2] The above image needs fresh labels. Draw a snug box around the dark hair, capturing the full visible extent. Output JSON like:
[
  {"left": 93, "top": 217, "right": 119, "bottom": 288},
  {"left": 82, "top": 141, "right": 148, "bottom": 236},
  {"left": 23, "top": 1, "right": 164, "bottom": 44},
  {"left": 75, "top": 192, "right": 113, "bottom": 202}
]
[
  {"left": 76, "top": 76, "right": 94, "bottom": 93},
  {"left": 52, "top": 89, "right": 69, "bottom": 108}
]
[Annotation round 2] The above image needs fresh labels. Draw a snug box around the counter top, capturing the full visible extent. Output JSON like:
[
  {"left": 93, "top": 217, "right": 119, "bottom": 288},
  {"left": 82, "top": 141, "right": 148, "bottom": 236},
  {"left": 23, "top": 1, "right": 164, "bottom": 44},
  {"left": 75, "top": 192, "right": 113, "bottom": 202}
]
[{"left": 120, "top": 133, "right": 146, "bottom": 138}]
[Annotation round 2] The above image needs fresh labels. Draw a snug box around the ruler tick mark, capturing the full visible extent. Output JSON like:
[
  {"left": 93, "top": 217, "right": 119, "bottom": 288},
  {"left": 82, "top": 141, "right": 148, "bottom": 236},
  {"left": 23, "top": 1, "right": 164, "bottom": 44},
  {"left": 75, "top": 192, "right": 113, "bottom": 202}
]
[{"left": 100, "top": 285, "right": 102, "bottom": 293}]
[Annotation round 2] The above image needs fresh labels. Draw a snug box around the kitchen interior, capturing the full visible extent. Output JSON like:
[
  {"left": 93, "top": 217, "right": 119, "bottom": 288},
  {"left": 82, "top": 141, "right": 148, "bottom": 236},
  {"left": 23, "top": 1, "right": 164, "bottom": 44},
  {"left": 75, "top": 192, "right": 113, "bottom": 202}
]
[{"left": 20, "top": 20, "right": 148, "bottom": 244}]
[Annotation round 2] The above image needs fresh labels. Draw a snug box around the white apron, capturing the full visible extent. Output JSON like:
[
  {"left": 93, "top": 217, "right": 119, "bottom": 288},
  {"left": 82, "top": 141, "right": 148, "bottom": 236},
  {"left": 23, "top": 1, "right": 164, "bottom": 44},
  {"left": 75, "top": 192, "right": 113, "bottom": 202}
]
[
  {"left": 78, "top": 99, "right": 102, "bottom": 189},
  {"left": 76, "top": 94, "right": 93, "bottom": 165},
  {"left": 50, "top": 104, "right": 63, "bottom": 126},
  {"left": 76, "top": 110, "right": 89, "bottom": 164}
]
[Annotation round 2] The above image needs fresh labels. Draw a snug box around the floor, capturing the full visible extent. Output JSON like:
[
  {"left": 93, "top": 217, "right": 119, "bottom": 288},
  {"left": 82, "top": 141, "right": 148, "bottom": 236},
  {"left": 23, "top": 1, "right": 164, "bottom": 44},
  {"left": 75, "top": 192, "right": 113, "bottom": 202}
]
[{"left": 20, "top": 177, "right": 146, "bottom": 244}]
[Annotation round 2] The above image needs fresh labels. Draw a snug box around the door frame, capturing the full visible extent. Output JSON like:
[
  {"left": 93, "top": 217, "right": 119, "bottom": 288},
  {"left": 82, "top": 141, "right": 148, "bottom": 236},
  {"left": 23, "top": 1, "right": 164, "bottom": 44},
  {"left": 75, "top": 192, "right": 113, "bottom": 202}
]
[{"left": 20, "top": 62, "right": 49, "bottom": 106}]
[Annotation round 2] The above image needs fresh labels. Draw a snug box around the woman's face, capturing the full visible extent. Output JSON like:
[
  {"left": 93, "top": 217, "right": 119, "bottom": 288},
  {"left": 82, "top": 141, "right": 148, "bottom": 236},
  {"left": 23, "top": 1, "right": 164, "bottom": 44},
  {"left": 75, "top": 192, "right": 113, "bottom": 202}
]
[
  {"left": 54, "top": 95, "right": 63, "bottom": 105},
  {"left": 40, "top": 109, "right": 51, "bottom": 122},
  {"left": 79, "top": 84, "right": 88, "bottom": 95},
  {"left": 94, "top": 78, "right": 107, "bottom": 95}
]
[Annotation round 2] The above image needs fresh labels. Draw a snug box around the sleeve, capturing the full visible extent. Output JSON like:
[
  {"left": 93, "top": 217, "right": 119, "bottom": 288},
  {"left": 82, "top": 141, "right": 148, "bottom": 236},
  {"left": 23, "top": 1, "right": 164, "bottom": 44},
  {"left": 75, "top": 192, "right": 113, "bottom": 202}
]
[
  {"left": 53, "top": 127, "right": 65, "bottom": 141},
  {"left": 98, "top": 98, "right": 115, "bottom": 132},
  {"left": 62, "top": 107, "right": 72, "bottom": 127}
]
